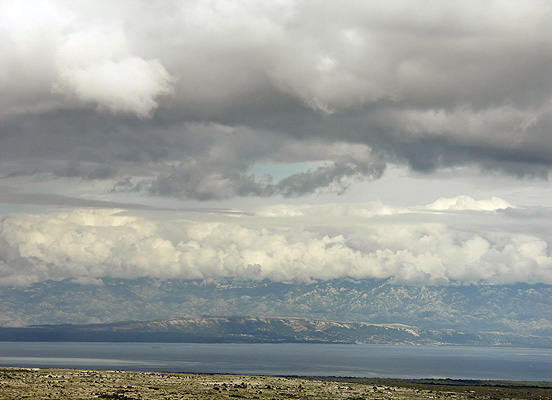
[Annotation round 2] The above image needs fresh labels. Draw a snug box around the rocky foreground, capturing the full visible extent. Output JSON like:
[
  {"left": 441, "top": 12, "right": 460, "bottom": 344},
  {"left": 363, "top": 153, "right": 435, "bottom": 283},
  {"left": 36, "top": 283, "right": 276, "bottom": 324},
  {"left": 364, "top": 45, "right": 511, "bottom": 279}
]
[{"left": 1, "top": 368, "right": 551, "bottom": 400}]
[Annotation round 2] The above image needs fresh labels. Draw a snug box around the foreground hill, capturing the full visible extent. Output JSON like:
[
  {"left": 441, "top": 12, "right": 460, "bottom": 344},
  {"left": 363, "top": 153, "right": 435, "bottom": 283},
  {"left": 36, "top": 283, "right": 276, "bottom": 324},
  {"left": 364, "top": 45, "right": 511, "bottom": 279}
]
[
  {"left": 1, "top": 278, "right": 551, "bottom": 337},
  {"left": 1, "top": 316, "right": 551, "bottom": 347}
]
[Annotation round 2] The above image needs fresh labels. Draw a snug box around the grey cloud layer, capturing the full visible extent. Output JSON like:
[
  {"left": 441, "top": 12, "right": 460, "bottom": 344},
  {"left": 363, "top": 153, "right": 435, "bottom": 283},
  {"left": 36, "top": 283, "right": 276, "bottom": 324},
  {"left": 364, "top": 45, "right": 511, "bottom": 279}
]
[
  {"left": 1, "top": 0, "right": 552, "bottom": 199},
  {"left": 0, "top": 197, "right": 550, "bottom": 286}
]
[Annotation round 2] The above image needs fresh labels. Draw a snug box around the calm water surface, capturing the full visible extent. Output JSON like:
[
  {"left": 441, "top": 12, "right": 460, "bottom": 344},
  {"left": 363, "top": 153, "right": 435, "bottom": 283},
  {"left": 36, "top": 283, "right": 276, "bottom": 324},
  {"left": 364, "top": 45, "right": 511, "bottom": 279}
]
[{"left": 0, "top": 342, "right": 551, "bottom": 381}]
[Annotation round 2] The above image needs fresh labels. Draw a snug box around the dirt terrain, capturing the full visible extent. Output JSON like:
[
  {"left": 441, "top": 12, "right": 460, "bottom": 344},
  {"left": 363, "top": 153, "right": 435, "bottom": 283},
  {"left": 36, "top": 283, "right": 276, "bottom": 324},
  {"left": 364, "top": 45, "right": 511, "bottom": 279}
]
[{"left": 0, "top": 368, "right": 550, "bottom": 399}]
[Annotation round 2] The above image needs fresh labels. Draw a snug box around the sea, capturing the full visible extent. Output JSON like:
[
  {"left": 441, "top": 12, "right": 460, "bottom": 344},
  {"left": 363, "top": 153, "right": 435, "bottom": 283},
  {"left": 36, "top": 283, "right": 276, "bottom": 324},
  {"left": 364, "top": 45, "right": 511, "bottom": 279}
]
[{"left": 0, "top": 342, "right": 550, "bottom": 381}]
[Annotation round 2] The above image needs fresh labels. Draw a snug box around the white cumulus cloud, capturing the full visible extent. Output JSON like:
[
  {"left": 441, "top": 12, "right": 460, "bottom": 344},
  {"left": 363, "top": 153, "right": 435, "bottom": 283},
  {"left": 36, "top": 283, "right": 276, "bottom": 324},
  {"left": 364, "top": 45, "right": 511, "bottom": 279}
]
[
  {"left": 55, "top": 56, "right": 172, "bottom": 117},
  {"left": 425, "top": 196, "right": 513, "bottom": 212},
  {"left": 0, "top": 198, "right": 550, "bottom": 286},
  {"left": 54, "top": 25, "right": 173, "bottom": 117}
]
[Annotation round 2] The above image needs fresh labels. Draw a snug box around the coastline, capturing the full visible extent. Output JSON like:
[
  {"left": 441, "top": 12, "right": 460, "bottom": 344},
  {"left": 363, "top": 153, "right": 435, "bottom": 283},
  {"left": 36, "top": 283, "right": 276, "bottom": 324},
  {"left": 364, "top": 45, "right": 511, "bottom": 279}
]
[{"left": 1, "top": 367, "right": 551, "bottom": 400}]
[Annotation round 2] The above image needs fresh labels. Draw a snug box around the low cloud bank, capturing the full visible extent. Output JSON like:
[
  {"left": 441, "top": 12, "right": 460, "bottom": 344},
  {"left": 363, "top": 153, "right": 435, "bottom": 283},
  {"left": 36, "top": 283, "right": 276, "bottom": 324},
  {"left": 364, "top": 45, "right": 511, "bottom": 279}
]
[{"left": 0, "top": 197, "right": 549, "bottom": 286}]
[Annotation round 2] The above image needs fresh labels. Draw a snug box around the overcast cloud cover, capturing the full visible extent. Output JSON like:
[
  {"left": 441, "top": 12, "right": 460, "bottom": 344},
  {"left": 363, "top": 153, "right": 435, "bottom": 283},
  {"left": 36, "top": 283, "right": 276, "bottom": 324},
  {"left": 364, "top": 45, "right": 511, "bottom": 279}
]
[{"left": 1, "top": 0, "right": 552, "bottom": 288}]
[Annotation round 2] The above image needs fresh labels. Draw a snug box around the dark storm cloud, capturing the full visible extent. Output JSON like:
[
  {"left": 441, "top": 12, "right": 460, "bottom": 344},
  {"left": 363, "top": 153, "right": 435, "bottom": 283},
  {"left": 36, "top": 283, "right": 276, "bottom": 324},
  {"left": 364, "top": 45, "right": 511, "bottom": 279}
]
[
  {"left": 151, "top": 160, "right": 386, "bottom": 201},
  {"left": 257, "top": 161, "right": 385, "bottom": 198},
  {"left": 1, "top": 0, "right": 552, "bottom": 200}
]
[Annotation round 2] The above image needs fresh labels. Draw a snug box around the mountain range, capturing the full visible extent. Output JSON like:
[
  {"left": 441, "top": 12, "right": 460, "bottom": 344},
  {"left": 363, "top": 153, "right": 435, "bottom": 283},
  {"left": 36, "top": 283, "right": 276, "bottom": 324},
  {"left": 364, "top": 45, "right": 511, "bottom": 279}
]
[{"left": 1, "top": 278, "right": 551, "bottom": 340}]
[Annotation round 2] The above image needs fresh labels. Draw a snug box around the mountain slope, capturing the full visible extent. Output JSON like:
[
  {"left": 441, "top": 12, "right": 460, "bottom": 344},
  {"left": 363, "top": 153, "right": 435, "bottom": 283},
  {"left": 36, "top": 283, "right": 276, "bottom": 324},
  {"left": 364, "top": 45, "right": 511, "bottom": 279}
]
[{"left": 1, "top": 316, "right": 550, "bottom": 347}]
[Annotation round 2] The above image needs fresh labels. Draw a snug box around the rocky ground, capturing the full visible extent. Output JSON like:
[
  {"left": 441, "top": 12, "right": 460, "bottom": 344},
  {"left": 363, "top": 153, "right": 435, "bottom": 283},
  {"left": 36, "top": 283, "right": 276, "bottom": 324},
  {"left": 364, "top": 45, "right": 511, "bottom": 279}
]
[{"left": 0, "top": 368, "right": 550, "bottom": 399}]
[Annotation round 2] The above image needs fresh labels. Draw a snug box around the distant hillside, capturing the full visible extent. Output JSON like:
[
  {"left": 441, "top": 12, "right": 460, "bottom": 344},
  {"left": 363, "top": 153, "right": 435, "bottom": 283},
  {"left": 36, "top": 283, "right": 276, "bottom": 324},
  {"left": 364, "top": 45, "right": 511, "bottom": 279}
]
[
  {"left": 1, "top": 316, "right": 551, "bottom": 348},
  {"left": 1, "top": 278, "right": 551, "bottom": 337}
]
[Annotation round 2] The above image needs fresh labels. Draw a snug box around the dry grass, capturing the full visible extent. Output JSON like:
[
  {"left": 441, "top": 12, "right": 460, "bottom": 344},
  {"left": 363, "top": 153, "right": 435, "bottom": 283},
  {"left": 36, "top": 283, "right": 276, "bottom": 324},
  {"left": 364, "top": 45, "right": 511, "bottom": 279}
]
[{"left": 0, "top": 368, "right": 549, "bottom": 400}]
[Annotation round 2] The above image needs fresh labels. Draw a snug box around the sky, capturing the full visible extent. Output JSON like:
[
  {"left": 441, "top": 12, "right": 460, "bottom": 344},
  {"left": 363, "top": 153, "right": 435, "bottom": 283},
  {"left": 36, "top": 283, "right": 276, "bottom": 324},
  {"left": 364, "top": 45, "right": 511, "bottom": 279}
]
[{"left": 0, "top": 0, "right": 551, "bottom": 288}]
